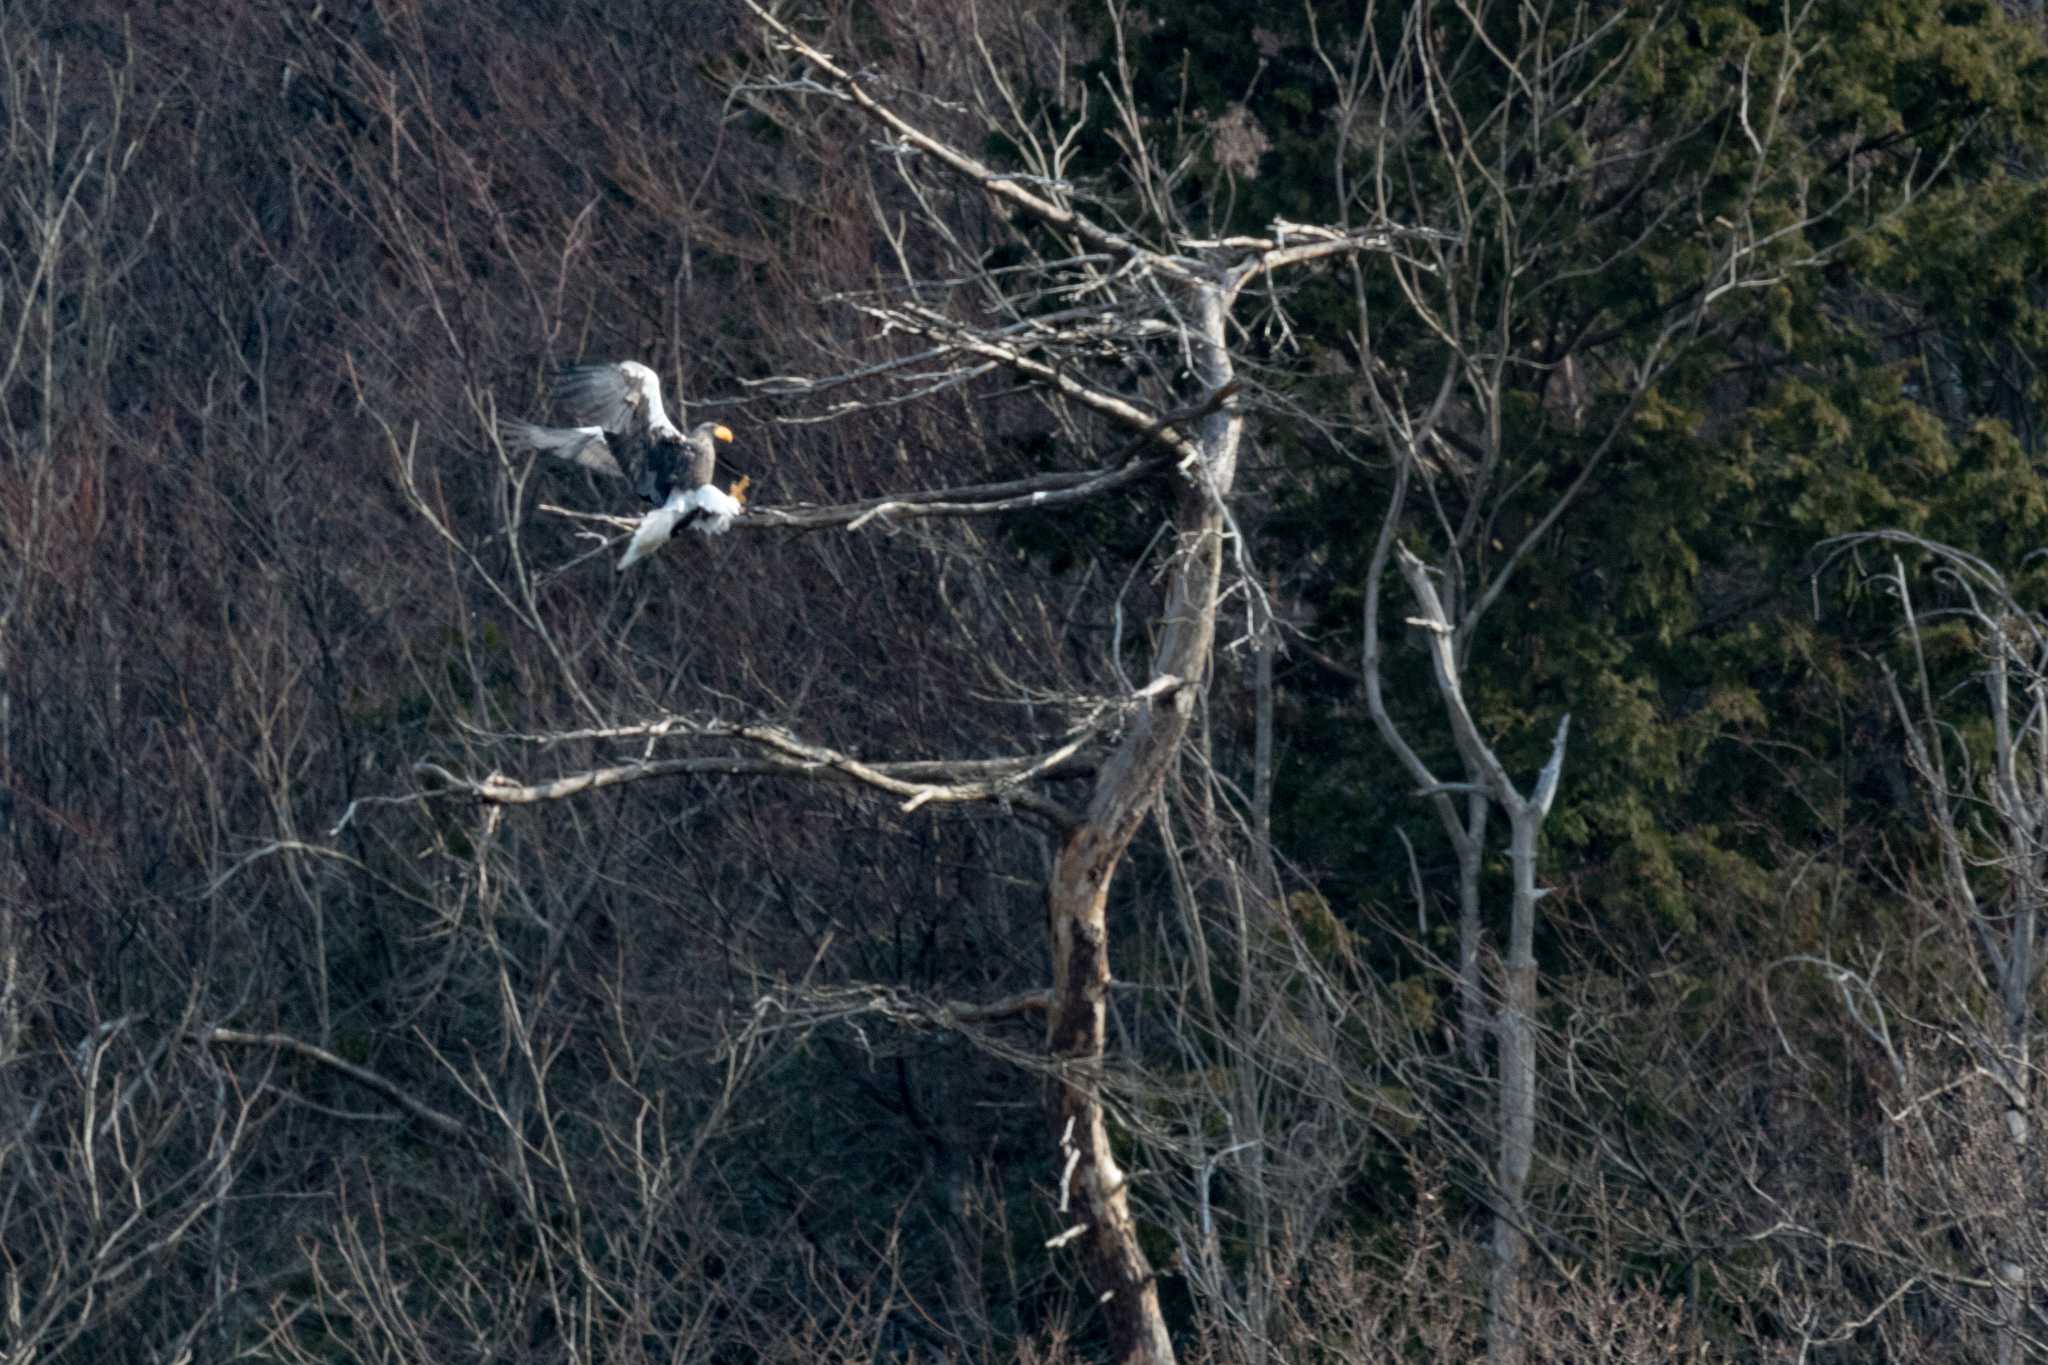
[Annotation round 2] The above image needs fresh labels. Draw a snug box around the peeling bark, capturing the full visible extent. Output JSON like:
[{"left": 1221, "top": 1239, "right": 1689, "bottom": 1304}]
[
  {"left": 1045, "top": 472, "right": 1225, "bottom": 1365},
  {"left": 1047, "top": 825, "right": 1175, "bottom": 1364},
  {"left": 1042, "top": 286, "right": 1236, "bottom": 1362}
]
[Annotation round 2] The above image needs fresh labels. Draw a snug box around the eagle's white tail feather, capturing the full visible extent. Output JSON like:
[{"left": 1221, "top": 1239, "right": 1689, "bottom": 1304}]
[
  {"left": 682, "top": 484, "right": 744, "bottom": 536},
  {"left": 617, "top": 505, "right": 683, "bottom": 571},
  {"left": 616, "top": 485, "right": 744, "bottom": 571}
]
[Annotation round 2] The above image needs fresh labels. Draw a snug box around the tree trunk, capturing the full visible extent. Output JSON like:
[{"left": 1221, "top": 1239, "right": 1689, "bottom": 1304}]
[
  {"left": 1995, "top": 900, "right": 2032, "bottom": 1365},
  {"left": 1045, "top": 474, "right": 1223, "bottom": 1363},
  {"left": 1048, "top": 822, "right": 1179, "bottom": 1365},
  {"left": 1043, "top": 291, "right": 1236, "bottom": 1363},
  {"left": 1457, "top": 792, "right": 1489, "bottom": 1071},
  {"left": 1488, "top": 813, "right": 1543, "bottom": 1365}
]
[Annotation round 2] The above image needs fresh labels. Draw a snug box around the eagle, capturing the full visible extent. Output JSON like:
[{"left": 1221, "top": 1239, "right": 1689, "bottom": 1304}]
[{"left": 498, "top": 361, "right": 742, "bottom": 571}]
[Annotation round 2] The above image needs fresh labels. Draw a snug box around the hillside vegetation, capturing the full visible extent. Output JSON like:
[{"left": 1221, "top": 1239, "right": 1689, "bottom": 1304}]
[{"left": 3, "top": 1, "right": 2048, "bottom": 1361}]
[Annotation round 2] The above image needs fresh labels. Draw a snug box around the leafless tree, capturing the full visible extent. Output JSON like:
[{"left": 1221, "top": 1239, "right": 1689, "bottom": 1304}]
[
  {"left": 1780, "top": 533, "right": 2048, "bottom": 1362},
  {"left": 1324, "top": 5, "right": 1983, "bottom": 1357},
  {"left": 351, "top": 0, "right": 1468, "bottom": 1355}
]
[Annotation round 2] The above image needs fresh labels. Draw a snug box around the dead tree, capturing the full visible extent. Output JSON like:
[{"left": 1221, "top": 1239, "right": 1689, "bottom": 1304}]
[
  {"left": 376, "top": 3, "right": 1443, "bottom": 1356},
  {"left": 1329, "top": 3, "right": 1948, "bottom": 1356},
  {"left": 1807, "top": 533, "right": 2048, "bottom": 1364}
]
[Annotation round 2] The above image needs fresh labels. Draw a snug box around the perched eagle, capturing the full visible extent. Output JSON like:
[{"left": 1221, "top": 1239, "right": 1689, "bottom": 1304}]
[{"left": 497, "top": 361, "right": 741, "bottom": 571}]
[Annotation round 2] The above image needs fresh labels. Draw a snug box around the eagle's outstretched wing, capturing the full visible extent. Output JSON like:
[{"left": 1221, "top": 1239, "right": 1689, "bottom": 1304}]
[
  {"left": 550, "top": 361, "right": 678, "bottom": 437},
  {"left": 497, "top": 419, "right": 627, "bottom": 480}
]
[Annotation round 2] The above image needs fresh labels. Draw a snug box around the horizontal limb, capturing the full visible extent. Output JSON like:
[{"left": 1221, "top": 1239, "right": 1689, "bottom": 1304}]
[
  {"left": 753, "top": 454, "right": 1172, "bottom": 531},
  {"left": 416, "top": 726, "right": 1091, "bottom": 830}
]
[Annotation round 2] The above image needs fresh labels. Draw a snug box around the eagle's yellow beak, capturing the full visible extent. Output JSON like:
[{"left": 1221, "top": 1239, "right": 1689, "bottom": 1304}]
[{"left": 713, "top": 425, "right": 735, "bottom": 443}]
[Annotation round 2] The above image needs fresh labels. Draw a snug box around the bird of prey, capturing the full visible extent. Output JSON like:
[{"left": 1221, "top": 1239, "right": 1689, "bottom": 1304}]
[{"left": 497, "top": 361, "right": 741, "bottom": 571}]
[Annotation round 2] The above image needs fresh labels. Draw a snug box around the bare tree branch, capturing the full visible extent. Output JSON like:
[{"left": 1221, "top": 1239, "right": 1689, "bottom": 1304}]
[
  {"left": 203, "top": 1028, "right": 469, "bottom": 1139},
  {"left": 742, "top": 452, "right": 1174, "bottom": 531},
  {"left": 415, "top": 723, "right": 1093, "bottom": 829}
]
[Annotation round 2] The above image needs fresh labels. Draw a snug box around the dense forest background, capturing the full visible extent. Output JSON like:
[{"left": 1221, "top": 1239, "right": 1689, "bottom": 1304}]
[{"left": 5, "top": 0, "right": 2048, "bottom": 1360}]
